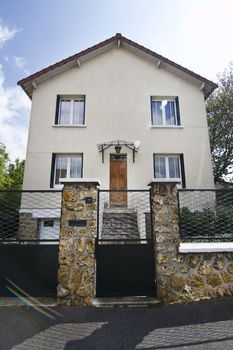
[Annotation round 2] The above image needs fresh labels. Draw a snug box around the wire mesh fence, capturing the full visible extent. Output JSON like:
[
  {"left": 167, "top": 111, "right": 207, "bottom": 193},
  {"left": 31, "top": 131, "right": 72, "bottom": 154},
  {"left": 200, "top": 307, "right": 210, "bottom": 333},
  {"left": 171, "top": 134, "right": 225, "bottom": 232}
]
[
  {"left": 0, "top": 190, "right": 62, "bottom": 244},
  {"left": 97, "top": 190, "right": 152, "bottom": 241},
  {"left": 178, "top": 189, "right": 233, "bottom": 242}
]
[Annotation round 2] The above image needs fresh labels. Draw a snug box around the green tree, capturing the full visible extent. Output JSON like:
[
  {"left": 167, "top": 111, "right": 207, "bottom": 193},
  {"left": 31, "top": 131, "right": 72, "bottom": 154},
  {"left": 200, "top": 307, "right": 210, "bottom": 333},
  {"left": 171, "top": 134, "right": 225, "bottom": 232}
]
[
  {"left": 0, "top": 143, "right": 25, "bottom": 189},
  {"left": 0, "top": 143, "right": 10, "bottom": 189},
  {"left": 5, "top": 159, "right": 25, "bottom": 190},
  {"left": 207, "top": 63, "right": 233, "bottom": 184},
  {"left": 0, "top": 145, "right": 24, "bottom": 239}
]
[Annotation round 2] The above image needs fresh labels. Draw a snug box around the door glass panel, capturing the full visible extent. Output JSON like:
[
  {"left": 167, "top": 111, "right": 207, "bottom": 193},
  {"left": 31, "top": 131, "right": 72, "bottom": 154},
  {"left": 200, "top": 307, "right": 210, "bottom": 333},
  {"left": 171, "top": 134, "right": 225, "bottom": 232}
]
[{"left": 110, "top": 154, "right": 127, "bottom": 160}]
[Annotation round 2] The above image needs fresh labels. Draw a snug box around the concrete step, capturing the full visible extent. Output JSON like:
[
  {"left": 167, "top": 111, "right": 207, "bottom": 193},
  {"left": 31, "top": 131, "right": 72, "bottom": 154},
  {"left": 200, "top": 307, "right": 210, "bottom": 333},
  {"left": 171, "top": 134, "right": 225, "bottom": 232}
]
[
  {"left": 103, "top": 213, "right": 138, "bottom": 224},
  {"left": 101, "top": 209, "right": 140, "bottom": 240},
  {"left": 102, "top": 225, "right": 138, "bottom": 232},
  {"left": 103, "top": 218, "right": 138, "bottom": 228},
  {"left": 100, "top": 235, "right": 140, "bottom": 239},
  {"left": 0, "top": 297, "right": 57, "bottom": 307},
  {"left": 93, "top": 297, "right": 163, "bottom": 308},
  {"left": 101, "top": 230, "right": 140, "bottom": 240},
  {"left": 104, "top": 207, "right": 137, "bottom": 214},
  {"left": 102, "top": 228, "right": 139, "bottom": 236}
]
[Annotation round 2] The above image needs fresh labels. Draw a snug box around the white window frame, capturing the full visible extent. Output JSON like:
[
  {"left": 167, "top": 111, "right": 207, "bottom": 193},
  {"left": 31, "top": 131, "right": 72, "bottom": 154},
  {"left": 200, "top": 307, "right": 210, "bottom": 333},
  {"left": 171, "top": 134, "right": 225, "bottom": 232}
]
[
  {"left": 151, "top": 98, "right": 178, "bottom": 126},
  {"left": 54, "top": 154, "right": 83, "bottom": 187},
  {"left": 154, "top": 155, "right": 182, "bottom": 184},
  {"left": 58, "top": 97, "right": 85, "bottom": 125}
]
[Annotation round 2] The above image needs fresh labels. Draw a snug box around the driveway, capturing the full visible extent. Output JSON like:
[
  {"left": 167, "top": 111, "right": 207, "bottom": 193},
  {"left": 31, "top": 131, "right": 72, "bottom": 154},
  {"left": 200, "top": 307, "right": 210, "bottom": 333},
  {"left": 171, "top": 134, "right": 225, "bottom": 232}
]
[{"left": 1, "top": 298, "right": 233, "bottom": 349}]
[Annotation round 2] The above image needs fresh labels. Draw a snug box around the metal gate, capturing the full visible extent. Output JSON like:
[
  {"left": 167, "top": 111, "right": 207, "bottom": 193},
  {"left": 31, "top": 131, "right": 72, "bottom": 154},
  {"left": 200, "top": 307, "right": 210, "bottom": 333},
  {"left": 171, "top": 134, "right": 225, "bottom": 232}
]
[
  {"left": 96, "top": 190, "right": 156, "bottom": 297},
  {"left": 0, "top": 190, "right": 61, "bottom": 297}
]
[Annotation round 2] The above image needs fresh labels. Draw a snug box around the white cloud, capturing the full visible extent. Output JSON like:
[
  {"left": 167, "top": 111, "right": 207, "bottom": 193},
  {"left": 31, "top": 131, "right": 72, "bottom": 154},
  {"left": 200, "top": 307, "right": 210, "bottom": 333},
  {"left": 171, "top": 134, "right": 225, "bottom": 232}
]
[
  {"left": 4, "top": 55, "right": 30, "bottom": 76},
  {"left": 13, "top": 56, "right": 26, "bottom": 70},
  {"left": 0, "top": 24, "right": 20, "bottom": 47},
  {"left": 0, "top": 64, "right": 31, "bottom": 161},
  {"left": 12, "top": 56, "right": 30, "bottom": 75}
]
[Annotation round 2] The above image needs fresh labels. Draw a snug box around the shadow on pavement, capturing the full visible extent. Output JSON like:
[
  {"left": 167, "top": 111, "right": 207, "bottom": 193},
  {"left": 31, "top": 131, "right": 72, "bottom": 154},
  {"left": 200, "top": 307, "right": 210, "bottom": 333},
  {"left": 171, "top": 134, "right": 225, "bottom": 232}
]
[
  {"left": 1, "top": 298, "right": 233, "bottom": 350},
  {"left": 64, "top": 299, "right": 233, "bottom": 350}
]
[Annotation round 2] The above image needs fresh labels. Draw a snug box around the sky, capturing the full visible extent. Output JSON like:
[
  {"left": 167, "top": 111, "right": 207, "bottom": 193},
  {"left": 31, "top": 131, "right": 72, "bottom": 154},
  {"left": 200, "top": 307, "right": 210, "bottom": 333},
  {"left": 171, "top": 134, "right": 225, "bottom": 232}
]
[{"left": 0, "top": 0, "right": 232, "bottom": 161}]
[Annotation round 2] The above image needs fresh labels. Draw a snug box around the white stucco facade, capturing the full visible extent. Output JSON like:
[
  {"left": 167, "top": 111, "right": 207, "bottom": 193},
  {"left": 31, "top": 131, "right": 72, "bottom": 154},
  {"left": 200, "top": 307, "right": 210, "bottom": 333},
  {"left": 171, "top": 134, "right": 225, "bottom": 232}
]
[{"left": 22, "top": 45, "right": 214, "bottom": 190}]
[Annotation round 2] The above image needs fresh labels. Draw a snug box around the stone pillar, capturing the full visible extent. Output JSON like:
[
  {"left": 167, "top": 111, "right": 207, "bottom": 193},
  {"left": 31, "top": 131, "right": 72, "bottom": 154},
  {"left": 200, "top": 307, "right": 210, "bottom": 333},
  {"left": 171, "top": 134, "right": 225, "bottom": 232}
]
[
  {"left": 150, "top": 181, "right": 233, "bottom": 304},
  {"left": 57, "top": 179, "right": 100, "bottom": 306},
  {"left": 18, "top": 213, "right": 38, "bottom": 240},
  {"left": 150, "top": 181, "right": 180, "bottom": 303}
]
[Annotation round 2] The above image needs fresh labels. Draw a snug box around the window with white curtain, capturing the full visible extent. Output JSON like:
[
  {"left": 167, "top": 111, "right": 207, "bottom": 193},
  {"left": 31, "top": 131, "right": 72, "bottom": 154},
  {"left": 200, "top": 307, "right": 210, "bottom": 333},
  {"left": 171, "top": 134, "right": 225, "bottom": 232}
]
[
  {"left": 58, "top": 96, "right": 85, "bottom": 125},
  {"left": 54, "top": 154, "right": 83, "bottom": 185},
  {"left": 154, "top": 155, "right": 182, "bottom": 184},
  {"left": 151, "top": 98, "right": 179, "bottom": 126}
]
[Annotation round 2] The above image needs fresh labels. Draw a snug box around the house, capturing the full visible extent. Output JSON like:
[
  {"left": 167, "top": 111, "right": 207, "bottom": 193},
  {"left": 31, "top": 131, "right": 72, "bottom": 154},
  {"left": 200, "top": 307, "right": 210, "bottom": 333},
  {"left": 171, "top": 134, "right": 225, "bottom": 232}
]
[{"left": 17, "top": 33, "right": 217, "bottom": 239}]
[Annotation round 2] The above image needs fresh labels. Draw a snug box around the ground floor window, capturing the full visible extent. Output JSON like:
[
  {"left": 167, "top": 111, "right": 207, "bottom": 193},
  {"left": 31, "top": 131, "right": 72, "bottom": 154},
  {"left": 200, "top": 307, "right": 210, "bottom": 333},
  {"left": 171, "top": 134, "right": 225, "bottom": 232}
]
[
  {"left": 53, "top": 154, "right": 83, "bottom": 186},
  {"left": 153, "top": 154, "right": 185, "bottom": 187}
]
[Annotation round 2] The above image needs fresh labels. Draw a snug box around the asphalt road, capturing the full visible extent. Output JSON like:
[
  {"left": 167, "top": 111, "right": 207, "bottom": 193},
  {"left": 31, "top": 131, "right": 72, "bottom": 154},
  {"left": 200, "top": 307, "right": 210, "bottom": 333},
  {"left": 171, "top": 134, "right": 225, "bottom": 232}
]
[{"left": 1, "top": 298, "right": 233, "bottom": 350}]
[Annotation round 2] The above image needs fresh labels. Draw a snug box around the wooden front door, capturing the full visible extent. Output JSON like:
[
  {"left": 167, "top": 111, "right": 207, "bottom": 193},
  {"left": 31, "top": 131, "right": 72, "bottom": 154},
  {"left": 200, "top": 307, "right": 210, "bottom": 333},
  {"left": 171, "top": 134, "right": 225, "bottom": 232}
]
[{"left": 110, "top": 154, "right": 127, "bottom": 206}]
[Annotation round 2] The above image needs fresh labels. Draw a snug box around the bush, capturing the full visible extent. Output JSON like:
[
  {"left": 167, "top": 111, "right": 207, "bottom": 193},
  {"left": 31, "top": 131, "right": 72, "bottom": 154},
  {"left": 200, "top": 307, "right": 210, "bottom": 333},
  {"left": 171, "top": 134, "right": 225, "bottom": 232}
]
[
  {"left": 0, "top": 191, "right": 22, "bottom": 240},
  {"left": 179, "top": 205, "right": 233, "bottom": 242}
]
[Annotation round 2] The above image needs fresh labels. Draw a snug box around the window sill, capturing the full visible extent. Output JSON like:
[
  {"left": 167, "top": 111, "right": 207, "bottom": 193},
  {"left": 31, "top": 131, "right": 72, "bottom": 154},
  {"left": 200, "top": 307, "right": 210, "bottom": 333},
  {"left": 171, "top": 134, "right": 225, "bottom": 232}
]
[
  {"left": 59, "top": 178, "right": 101, "bottom": 186},
  {"left": 150, "top": 125, "right": 183, "bottom": 129},
  {"left": 179, "top": 242, "right": 233, "bottom": 253},
  {"left": 53, "top": 184, "right": 64, "bottom": 190},
  {"left": 52, "top": 124, "right": 87, "bottom": 128},
  {"left": 147, "top": 178, "right": 181, "bottom": 185}
]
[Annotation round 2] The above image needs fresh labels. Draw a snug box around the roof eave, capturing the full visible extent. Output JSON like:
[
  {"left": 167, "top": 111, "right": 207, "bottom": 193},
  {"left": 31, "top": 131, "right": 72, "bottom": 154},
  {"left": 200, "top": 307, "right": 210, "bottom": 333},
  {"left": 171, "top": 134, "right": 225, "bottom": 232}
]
[{"left": 17, "top": 33, "right": 218, "bottom": 99}]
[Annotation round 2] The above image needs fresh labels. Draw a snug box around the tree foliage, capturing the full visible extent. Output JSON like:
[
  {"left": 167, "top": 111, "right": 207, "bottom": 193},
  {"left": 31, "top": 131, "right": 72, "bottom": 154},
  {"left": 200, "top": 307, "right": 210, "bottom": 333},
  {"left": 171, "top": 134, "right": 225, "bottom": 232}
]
[
  {"left": 0, "top": 143, "right": 25, "bottom": 190},
  {"left": 0, "top": 143, "right": 10, "bottom": 189},
  {"left": 207, "top": 63, "right": 233, "bottom": 184},
  {"left": 5, "top": 159, "right": 25, "bottom": 189}
]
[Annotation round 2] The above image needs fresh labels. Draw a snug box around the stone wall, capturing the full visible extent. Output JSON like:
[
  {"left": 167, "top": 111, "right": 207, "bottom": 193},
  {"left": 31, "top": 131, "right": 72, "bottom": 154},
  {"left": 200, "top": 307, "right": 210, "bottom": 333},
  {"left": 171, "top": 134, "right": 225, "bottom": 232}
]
[
  {"left": 57, "top": 180, "right": 233, "bottom": 306},
  {"left": 18, "top": 212, "right": 38, "bottom": 240},
  {"left": 151, "top": 182, "right": 233, "bottom": 304},
  {"left": 57, "top": 181, "right": 98, "bottom": 306}
]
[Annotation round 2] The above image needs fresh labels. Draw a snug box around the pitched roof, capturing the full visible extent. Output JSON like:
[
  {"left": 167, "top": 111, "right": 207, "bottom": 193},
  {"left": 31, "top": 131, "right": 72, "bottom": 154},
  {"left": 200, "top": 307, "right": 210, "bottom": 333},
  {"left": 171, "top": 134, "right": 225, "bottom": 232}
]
[{"left": 18, "top": 33, "right": 217, "bottom": 99}]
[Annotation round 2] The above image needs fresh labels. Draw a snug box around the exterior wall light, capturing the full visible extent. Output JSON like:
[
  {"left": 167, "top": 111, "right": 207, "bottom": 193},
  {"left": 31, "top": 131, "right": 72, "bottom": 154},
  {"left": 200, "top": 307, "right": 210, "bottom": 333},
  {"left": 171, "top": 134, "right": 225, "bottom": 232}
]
[{"left": 115, "top": 145, "right": 122, "bottom": 153}]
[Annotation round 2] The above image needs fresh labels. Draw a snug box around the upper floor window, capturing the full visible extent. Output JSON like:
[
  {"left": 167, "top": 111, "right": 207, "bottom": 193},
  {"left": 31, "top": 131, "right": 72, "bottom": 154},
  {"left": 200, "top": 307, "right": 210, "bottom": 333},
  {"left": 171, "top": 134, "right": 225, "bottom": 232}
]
[
  {"left": 153, "top": 154, "right": 185, "bottom": 187},
  {"left": 55, "top": 95, "right": 85, "bottom": 125},
  {"left": 51, "top": 154, "right": 83, "bottom": 186},
  {"left": 151, "top": 97, "right": 180, "bottom": 126}
]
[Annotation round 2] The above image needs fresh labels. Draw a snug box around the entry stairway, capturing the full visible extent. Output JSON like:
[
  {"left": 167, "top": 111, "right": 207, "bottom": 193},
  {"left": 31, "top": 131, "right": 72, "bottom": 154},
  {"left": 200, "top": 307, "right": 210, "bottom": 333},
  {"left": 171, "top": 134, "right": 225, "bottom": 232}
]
[{"left": 101, "top": 207, "right": 140, "bottom": 240}]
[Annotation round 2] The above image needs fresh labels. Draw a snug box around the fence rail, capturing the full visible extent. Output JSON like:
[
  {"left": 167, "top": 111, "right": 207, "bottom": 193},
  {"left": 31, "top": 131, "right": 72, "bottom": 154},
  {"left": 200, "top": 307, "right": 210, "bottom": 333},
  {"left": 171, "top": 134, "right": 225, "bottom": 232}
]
[
  {"left": 0, "top": 190, "right": 62, "bottom": 244},
  {"left": 178, "top": 189, "right": 233, "bottom": 242}
]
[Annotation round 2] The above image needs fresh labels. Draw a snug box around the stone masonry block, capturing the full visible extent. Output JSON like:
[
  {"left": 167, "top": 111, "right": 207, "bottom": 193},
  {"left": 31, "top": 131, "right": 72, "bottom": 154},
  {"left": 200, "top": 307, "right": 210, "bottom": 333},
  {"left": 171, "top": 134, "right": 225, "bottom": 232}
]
[{"left": 58, "top": 181, "right": 98, "bottom": 306}]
